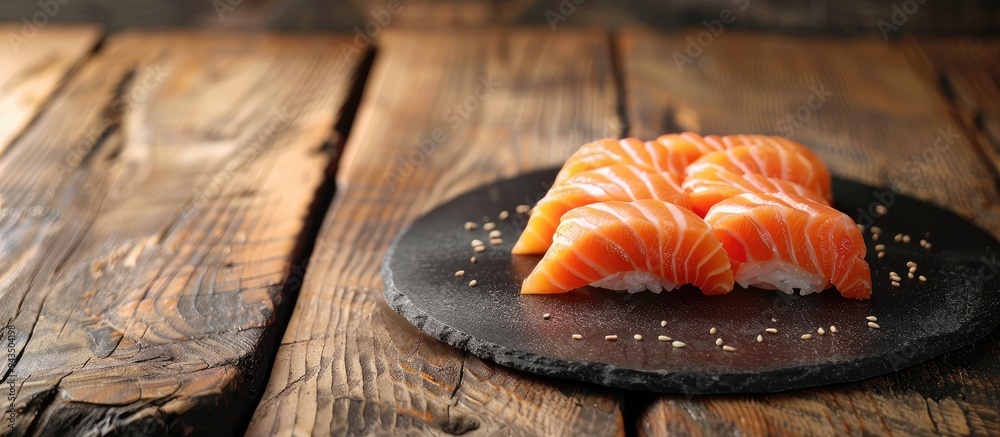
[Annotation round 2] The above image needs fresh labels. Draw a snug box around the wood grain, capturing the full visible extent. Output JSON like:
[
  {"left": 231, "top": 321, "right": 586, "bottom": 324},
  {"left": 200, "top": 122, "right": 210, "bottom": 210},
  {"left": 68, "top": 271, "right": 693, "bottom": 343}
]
[
  {"left": 621, "top": 28, "right": 1000, "bottom": 436},
  {"left": 247, "top": 28, "right": 625, "bottom": 436},
  {"left": 0, "top": 31, "right": 362, "bottom": 434},
  {"left": 0, "top": 25, "right": 100, "bottom": 155}
]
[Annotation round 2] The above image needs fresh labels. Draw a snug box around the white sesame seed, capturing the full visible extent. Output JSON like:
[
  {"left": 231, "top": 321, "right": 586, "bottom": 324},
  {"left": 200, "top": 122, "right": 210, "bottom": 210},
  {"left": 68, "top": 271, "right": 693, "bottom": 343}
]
[
  {"left": 572, "top": 334, "right": 582, "bottom": 340},
  {"left": 710, "top": 327, "right": 717, "bottom": 335},
  {"left": 470, "top": 256, "right": 477, "bottom": 263},
  {"left": 474, "top": 246, "right": 486, "bottom": 253},
  {"left": 484, "top": 222, "right": 496, "bottom": 231},
  {"left": 542, "top": 313, "right": 551, "bottom": 320},
  {"left": 919, "top": 275, "right": 927, "bottom": 282},
  {"left": 891, "top": 281, "right": 900, "bottom": 287},
  {"left": 907, "top": 261, "right": 916, "bottom": 267},
  {"left": 723, "top": 345, "right": 736, "bottom": 352},
  {"left": 455, "top": 270, "right": 465, "bottom": 277},
  {"left": 874, "top": 244, "right": 886, "bottom": 251},
  {"left": 875, "top": 205, "right": 888, "bottom": 215},
  {"left": 871, "top": 226, "right": 882, "bottom": 234},
  {"left": 716, "top": 338, "right": 724, "bottom": 345},
  {"left": 830, "top": 325, "right": 838, "bottom": 333},
  {"left": 469, "top": 280, "right": 478, "bottom": 287},
  {"left": 868, "top": 322, "right": 880, "bottom": 329},
  {"left": 671, "top": 341, "right": 686, "bottom": 348},
  {"left": 765, "top": 328, "right": 778, "bottom": 334},
  {"left": 878, "top": 251, "right": 885, "bottom": 259},
  {"left": 872, "top": 234, "right": 880, "bottom": 241},
  {"left": 925, "top": 243, "right": 932, "bottom": 250},
  {"left": 490, "top": 238, "right": 503, "bottom": 245},
  {"left": 908, "top": 273, "right": 914, "bottom": 279},
  {"left": 919, "top": 239, "right": 927, "bottom": 246},
  {"left": 464, "top": 222, "right": 479, "bottom": 230},
  {"left": 499, "top": 210, "right": 510, "bottom": 220},
  {"left": 909, "top": 266, "right": 917, "bottom": 273},
  {"left": 489, "top": 230, "right": 502, "bottom": 238},
  {"left": 801, "top": 334, "right": 812, "bottom": 340},
  {"left": 756, "top": 335, "right": 763, "bottom": 343},
  {"left": 903, "top": 235, "right": 911, "bottom": 243},
  {"left": 889, "top": 271, "right": 898, "bottom": 276},
  {"left": 516, "top": 205, "right": 531, "bottom": 214},
  {"left": 660, "top": 320, "right": 668, "bottom": 328},
  {"left": 894, "top": 233, "right": 903, "bottom": 242},
  {"left": 605, "top": 335, "right": 618, "bottom": 341},
  {"left": 634, "top": 334, "right": 643, "bottom": 341},
  {"left": 818, "top": 327, "right": 826, "bottom": 335},
  {"left": 658, "top": 335, "right": 671, "bottom": 341},
  {"left": 866, "top": 316, "right": 877, "bottom": 321},
  {"left": 471, "top": 239, "right": 484, "bottom": 247}
]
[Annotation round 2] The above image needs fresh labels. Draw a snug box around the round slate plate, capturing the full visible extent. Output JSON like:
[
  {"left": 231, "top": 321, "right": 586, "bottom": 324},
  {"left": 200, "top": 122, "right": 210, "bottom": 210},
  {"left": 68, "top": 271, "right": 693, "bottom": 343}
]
[{"left": 382, "top": 169, "right": 1000, "bottom": 393}]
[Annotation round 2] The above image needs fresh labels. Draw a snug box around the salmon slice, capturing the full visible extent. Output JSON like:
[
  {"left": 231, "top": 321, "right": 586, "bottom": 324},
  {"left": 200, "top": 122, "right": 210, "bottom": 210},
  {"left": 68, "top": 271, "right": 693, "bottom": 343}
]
[
  {"left": 705, "top": 192, "right": 871, "bottom": 299},
  {"left": 685, "top": 145, "right": 833, "bottom": 202},
  {"left": 521, "top": 199, "right": 734, "bottom": 295},
  {"left": 513, "top": 164, "right": 691, "bottom": 254},
  {"left": 683, "top": 168, "right": 829, "bottom": 217},
  {"left": 553, "top": 138, "right": 701, "bottom": 185}
]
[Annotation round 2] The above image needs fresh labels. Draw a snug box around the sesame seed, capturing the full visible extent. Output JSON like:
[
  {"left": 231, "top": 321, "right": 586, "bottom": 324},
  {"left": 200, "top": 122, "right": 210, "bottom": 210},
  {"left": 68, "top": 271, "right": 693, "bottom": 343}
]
[
  {"left": 872, "top": 234, "right": 880, "bottom": 241},
  {"left": 907, "top": 261, "right": 916, "bottom": 267},
  {"left": 723, "top": 345, "right": 736, "bottom": 352},
  {"left": 801, "top": 334, "right": 813, "bottom": 340},
  {"left": 909, "top": 266, "right": 917, "bottom": 273},
  {"left": 871, "top": 226, "right": 882, "bottom": 234},
  {"left": 634, "top": 334, "right": 643, "bottom": 341},
  {"left": 756, "top": 335, "right": 763, "bottom": 342},
  {"left": 903, "top": 235, "right": 911, "bottom": 243},
  {"left": 857, "top": 224, "right": 865, "bottom": 231},
  {"left": 516, "top": 205, "right": 531, "bottom": 214},
  {"left": 455, "top": 270, "right": 465, "bottom": 277},
  {"left": 908, "top": 272, "right": 914, "bottom": 279},
  {"left": 874, "top": 244, "right": 886, "bottom": 251},
  {"left": 866, "top": 316, "right": 877, "bottom": 321},
  {"left": 878, "top": 251, "right": 885, "bottom": 259},
  {"left": 499, "top": 210, "right": 510, "bottom": 220},
  {"left": 894, "top": 233, "right": 903, "bottom": 242},
  {"left": 919, "top": 275, "right": 927, "bottom": 282},
  {"left": 542, "top": 313, "right": 551, "bottom": 320},
  {"left": 925, "top": 243, "right": 932, "bottom": 250},
  {"left": 919, "top": 239, "right": 927, "bottom": 246},
  {"left": 660, "top": 320, "right": 668, "bottom": 328},
  {"left": 818, "top": 328, "right": 826, "bottom": 335},
  {"left": 471, "top": 239, "right": 484, "bottom": 247},
  {"left": 474, "top": 246, "right": 486, "bottom": 253},
  {"left": 710, "top": 327, "right": 718, "bottom": 334},
  {"left": 890, "top": 271, "right": 898, "bottom": 276},
  {"left": 830, "top": 325, "right": 838, "bottom": 333},
  {"left": 469, "top": 280, "right": 478, "bottom": 287},
  {"left": 658, "top": 335, "right": 671, "bottom": 342},
  {"left": 716, "top": 338, "right": 724, "bottom": 345},
  {"left": 875, "top": 205, "right": 888, "bottom": 215},
  {"left": 484, "top": 222, "right": 496, "bottom": 231},
  {"left": 490, "top": 238, "right": 503, "bottom": 245},
  {"left": 489, "top": 230, "right": 502, "bottom": 238},
  {"left": 605, "top": 335, "right": 618, "bottom": 341},
  {"left": 470, "top": 256, "right": 477, "bottom": 263},
  {"left": 572, "top": 334, "right": 582, "bottom": 340},
  {"left": 765, "top": 328, "right": 778, "bottom": 334},
  {"left": 464, "top": 222, "right": 479, "bottom": 230},
  {"left": 891, "top": 281, "right": 900, "bottom": 287},
  {"left": 671, "top": 341, "right": 686, "bottom": 348},
  {"left": 868, "top": 322, "right": 880, "bottom": 329}
]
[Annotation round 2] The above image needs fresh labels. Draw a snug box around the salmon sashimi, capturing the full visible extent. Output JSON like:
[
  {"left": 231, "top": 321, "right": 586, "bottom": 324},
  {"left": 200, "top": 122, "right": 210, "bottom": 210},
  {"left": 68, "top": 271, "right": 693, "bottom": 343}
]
[
  {"left": 521, "top": 199, "right": 734, "bottom": 295},
  {"left": 684, "top": 144, "right": 833, "bottom": 202},
  {"left": 704, "top": 192, "right": 871, "bottom": 299},
  {"left": 553, "top": 138, "right": 700, "bottom": 185},
  {"left": 683, "top": 168, "right": 829, "bottom": 217},
  {"left": 513, "top": 165, "right": 691, "bottom": 254}
]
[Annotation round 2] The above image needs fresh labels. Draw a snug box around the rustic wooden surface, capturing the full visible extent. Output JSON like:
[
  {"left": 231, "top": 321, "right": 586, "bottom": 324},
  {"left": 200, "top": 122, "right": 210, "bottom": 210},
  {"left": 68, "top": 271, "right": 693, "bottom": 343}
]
[
  {"left": 0, "top": 25, "right": 100, "bottom": 154},
  {"left": 621, "top": 27, "right": 1000, "bottom": 436},
  {"left": 246, "top": 28, "right": 626, "bottom": 436},
  {"left": 0, "top": 31, "right": 362, "bottom": 434}
]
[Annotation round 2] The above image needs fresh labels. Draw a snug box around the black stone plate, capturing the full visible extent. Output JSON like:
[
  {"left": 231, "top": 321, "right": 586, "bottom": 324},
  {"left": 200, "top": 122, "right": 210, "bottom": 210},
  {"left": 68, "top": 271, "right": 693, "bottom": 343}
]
[{"left": 382, "top": 169, "right": 1000, "bottom": 393}]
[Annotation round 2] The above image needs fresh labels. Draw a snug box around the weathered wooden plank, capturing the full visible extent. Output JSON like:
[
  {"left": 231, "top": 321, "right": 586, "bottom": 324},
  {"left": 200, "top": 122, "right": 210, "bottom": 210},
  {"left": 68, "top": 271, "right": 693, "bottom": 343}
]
[
  {"left": 0, "top": 25, "right": 100, "bottom": 155},
  {"left": 0, "top": 31, "right": 362, "bottom": 434},
  {"left": 248, "top": 29, "right": 624, "bottom": 436},
  {"left": 620, "top": 27, "right": 1000, "bottom": 436}
]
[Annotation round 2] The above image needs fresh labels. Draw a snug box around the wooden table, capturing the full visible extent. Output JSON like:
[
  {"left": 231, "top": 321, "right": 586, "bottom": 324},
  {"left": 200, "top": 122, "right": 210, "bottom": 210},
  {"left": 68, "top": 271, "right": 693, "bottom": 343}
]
[{"left": 1, "top": 25, "right": 998, "bottom": 436}]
